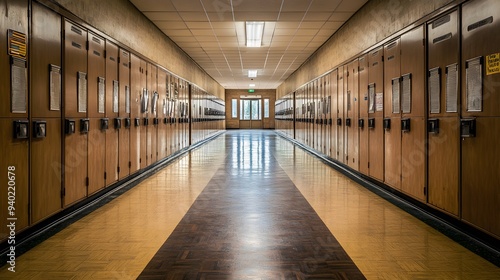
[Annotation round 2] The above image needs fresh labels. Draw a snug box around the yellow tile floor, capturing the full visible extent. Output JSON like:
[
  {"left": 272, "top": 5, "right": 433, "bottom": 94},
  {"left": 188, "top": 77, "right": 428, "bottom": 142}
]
[{"left": 1, "top": 132, "right": 499, "bottom": 279}]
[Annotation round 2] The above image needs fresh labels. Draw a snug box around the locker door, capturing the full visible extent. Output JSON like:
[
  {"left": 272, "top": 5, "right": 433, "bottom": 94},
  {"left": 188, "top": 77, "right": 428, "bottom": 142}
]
[
  {"left": 358, "top": 55, "right": 369, "bottom": 175},
  {"left": 368, "top": 47, "right": 384, "bottom": 182},
  {"left": 401, "top": 25, "right": 426, "bottom": 201},
  {"left": 105, "top": 41, "right": 119, "bottom": 185},
  {"left": 0, "top": 0, "right": 29, "bottom": 240},
  {"left": 346, "top": 59, "right": 360, "bottom": 171},
  {"left": 337, "top": 66, "right": 345, "bottom": 163},
  {"left": 157, "top": 69, "right": 168, "bottom": 160},
  {"left": 427, "top": 10, "right": 460, "bottom": 216},
  {"left": 324, "top": 78, "right": 331, "bottom": 155},
  {"left": 129, "top": 54, "right": 141, "bottom": 173},
  {"left": 383, "top": 39, "right": 402, "bottom": 190},
  {"left": 118, "top": 49, "right": 130, "bottom": 180},
  {"left": 147, "top": 64, "right": 158, "bottom": 165},
  {"left": 461, "top": 0, "right": 500, "bottom": 237},
  {"left": 139, "top": 59, "right": 147, "bottom": 169},
  {"left": 314, "top": 80, "right": 320, "bottom": 151},
  {"left": 87, "top": 32, "right": 106, "bottom": 195},
  {"left": 330, "top": 70, "right": 338, "bottom": 159},
  {"left": 30, "top": 2, "right": 63, "bottom": 224},
  {"left": 63, "top": 20, "right": 88, "bottom": 206},
  {"left": 321, "top": 77, "right": 328, "bottom": 154}
]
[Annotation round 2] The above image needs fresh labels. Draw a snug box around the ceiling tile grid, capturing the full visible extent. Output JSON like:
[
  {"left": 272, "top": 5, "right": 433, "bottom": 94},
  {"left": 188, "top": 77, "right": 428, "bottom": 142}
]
[{"left": 130, "top": 0, "right": 369, "bottom": 89}]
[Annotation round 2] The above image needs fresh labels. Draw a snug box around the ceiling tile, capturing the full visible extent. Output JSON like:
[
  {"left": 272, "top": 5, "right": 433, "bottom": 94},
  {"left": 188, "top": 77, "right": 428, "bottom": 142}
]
[
  {"left": 143, "top": 12, "right": 182, "bottom": 21},
  {"left": 233, "top": 12, "right": 280, "bottom": 21},
  {"left": 309, "top": 0, "right": 342, "bottom": 12},
  {"left": 178, "top": 12, "right": 209, "bottom": 21},
  {"left": 129, "top": 0, "right": 176, "bottom": 12},
  {"left": 336, "top": 0, "right": 370, "bottom": 12}
]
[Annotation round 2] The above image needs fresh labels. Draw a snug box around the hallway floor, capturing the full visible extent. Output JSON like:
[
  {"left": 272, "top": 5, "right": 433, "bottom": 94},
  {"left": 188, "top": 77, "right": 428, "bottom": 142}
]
[{"left": 1, "top": 130, "right": 499, "bottom": 279}]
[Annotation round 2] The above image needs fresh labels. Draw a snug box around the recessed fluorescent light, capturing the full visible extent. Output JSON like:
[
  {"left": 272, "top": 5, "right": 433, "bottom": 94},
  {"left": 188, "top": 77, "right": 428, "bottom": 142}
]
[
  {"left": 246, "top": 21, "right": 264, "bottom": 47},
  {"left": 248, "top": 70, "right": 258, "bottom": 78},
  {"left": 249, "top": 84, "right": 256, "bottom": 87}
]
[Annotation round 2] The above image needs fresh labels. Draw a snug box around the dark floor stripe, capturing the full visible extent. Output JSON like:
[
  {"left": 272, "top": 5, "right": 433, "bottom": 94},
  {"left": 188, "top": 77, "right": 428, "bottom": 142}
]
[{"left": 138, "top": 131, "right": 365, "bottom": 279}]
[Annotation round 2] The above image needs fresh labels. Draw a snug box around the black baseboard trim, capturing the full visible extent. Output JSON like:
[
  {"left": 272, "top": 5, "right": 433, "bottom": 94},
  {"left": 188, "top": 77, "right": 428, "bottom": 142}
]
[
  {"left": 274, "top": 131, "right": 500, "bottom": 267},
  {"left": 0, "top": 131, "right": 226, "bottom": 266}
]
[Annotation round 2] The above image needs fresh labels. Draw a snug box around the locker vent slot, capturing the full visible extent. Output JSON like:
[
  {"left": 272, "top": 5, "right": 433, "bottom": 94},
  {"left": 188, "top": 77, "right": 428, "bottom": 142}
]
[
  {"left": 387, "top": 41, "right": 397, "bottom": 49},
  {"left": 432, "top": 14, "right": 451, "bottom": 29},
  {"left": 429, "top": 67, "right": 441, "bottom": 114},
  {"left": 49, "top": 64, "right": 61, "bottom": 111},
  {"left": 78, "top": 72, "right": 87, "bottom": 113},
  {"left": 387, "top": 55, "right": 395, "bottom": 61},
  {"left": 467, "top": 16, "right": 493, "bottom": 32},
  {"left": 466, "top": 57, "right": 483, "bottom": 112},
  {"left": 71, "top": 41, "right": 82, "bottom": 49},
  {"left": 446, "top": 63, "right": 459, "bottom": 112},
  {"left": 110, "top": 57, "right": 116, "bottom": 62},
  {"left": 401, "top": 74, "right": 412, "bottom": 114},
  {"left": 93, "top": 50, "right": 101, "bottom": 57},
  {"left": 113, "top": 80, "right": 119, "bottom": 113},
  {"left": 11, "top": 57, "right": 27, "bottom": 113},
  {"left": 98, "top": 77, "right": 105, "bottom": 113},
  {"left": 433, "top": 33, "right": 452, "bottom": 44},
  {"left": 372, "top": 62, "right": 379, "bottom": 67},
  {"left": 125, "top": 85, "right": 131, "bottom": 114},
  {"left": 392, "top": 77, "right": 401, "bottom": 114},
  {"left": 92, "top": 36, "right": 101, "bottom": 44},
  {"left": 70, "top": 25, "right": 82, "bottom": 35},
  {"left": 368, "top": 83, "right": 375, "bottom": 113}
]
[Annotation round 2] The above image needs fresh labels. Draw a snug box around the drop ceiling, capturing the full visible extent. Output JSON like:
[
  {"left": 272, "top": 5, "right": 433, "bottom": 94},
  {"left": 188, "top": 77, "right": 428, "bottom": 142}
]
[{"left": 129, "top": 0, "right": 369, "bottom": 89}]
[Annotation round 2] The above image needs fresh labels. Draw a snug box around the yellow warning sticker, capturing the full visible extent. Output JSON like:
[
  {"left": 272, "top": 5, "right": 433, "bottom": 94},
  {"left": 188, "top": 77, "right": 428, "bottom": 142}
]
[{"left": 486, "top": 53, "right": 500, "bottom": 75}]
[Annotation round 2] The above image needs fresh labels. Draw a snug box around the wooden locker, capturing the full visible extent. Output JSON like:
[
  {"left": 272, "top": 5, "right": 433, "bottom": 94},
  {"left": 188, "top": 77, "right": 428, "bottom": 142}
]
[
  {"left": 427, "top": 10, "right": 460, "bottom": 216},
  {"left": 401, "top": 25, "right": 426, "bottom": 201},
  {"left": 358, "top": 55, "right": 369, "bottom": 176},
  {"left": 337, "top": 67, "right": 345, "bottom": 163},
  {"left": 346, "top": 59, "right": 360, "bottom": 171},
  {"left": 87, "top": 32, "right": 106, "bottom": 195},
  {"left": 368, "top": 47, "right": 384, "bottom": 182},
  {"left": 140, "top": 59, "right": 147, "bottom": 169},
  {"left": 30, "top": 2, "right": 63, "bottom": 224},
  {"left": 329, "top": 70, "right": 338, "bottom": 160},
  {"left": 383, "top": 39, "right": 402, "bottom": 190},
  {"left": 118, "top": 49, "right": 130, "bottom": 180},
  {"left": 461, "top": 0, "right": 500, "bottom": 237},
  {"left": 64, "top": 20, "right": 88, "bottom": 206},
  {"left": 129, "top": 54, "right": 142, "bottom": 174},
  {"left": 157, "top": 69, "right": 168, "bottom": 160},
  {"left": 105, "top": 41, "right": 119, "bottom": 185},
  {"left": 147, "top": 64, "right": 158, "bottom": 165}
]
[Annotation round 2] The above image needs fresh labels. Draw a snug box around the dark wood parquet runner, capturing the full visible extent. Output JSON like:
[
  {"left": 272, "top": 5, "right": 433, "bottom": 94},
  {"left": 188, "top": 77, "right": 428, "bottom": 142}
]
[{"left": 138, "top": 131, "right": 365, "bottom": 279}]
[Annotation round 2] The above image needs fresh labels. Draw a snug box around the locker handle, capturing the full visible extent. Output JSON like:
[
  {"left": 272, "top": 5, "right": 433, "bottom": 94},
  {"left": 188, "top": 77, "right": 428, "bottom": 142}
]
[
  {"left": 337, "top": 118, "right": 342, "bottom": 126},
  {"left": 346, "top": 118, "right": 351, "bottom": 127},
  {"left": 100, "top": 118, "right": 109, "bottom": 130},
  {"left": 13, "top": 120, "right": 29, "bottom": 139},
  {"left": 460, "top": 118, "right": 476, "bottom": 138},
  {"left": 143, "top": 118, "right": 149, "bottom": 126},
  {"left": 368, "top": 118, "right": 375, "bottom": 129},
  {"left": 358, "top": 119, "right": 364, "bottom": 129},
  {"left": 134, "top": 118, "right": 140, "bottom": 127},
  {"left": 428, "top": 119, "right": 439, "bottom": 134},
  {"left": 65, "top": 119, "right": 76, "bottom": 135},
  {"left": 80, "top": 119, "right": 90, "bottom": 134},
  {"left": 33, "top": 120, "right": 47, "bottom": 139},
  {"left": 401, "top": 118, "right": 411, "bottom": 132},
  {"left": 153, "top": 118, "right": 159, "bottom": 125},
  {"left": 383, "top": 118, "right": 391, "bottom": 130},
  {"left": 114, "top": 118, "right": 122, "bottom": 130},
  {"left": 124, "top": 118, "right": 131, "bottom": 128}
]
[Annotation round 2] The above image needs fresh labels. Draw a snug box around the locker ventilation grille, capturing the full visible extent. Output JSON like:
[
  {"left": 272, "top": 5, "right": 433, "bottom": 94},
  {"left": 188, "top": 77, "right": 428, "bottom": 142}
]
[
  {"left": 468, "top": 16, "right": 493, "bottom": 32},
  {"left": 71, "top": 25, "right": 82, "bottom": 35},
  {"left": 432, "top": 14, "right": 451, "bottom": 29}
]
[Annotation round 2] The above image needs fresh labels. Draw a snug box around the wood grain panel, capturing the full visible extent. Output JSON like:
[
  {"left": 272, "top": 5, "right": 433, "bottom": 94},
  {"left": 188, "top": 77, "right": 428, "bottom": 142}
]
[
  {"left": 140, "top": 59, "right": 147, "bottom": 169},
  {"left": 462, "top": 117, "right": 500, "bottom": 237},
  {"left": 368, "top": 47, "right": 384, "bottom": 118},
  {"left": 64, "top": 121, "right": 88, "bottom": 206},
  {"left": 401, "top": 117, "right": 426, "bottom": 201},
  {"left": 64, "top": 20, "right": 87, "bottom": 118},
  {"left": 384, "top": 117, "right": 401, "bottom": 190},
  {"left": 329, "top": 70, "right": 338, "bottom": 160},
  {"left": 105, "top": 41, "right": 119, "bottom": 185},
  {"left": 384, "top": 39, "right": 401, "bottom": 118},
  {"left": 401, "top": 25, "right": 425, "bottom": 118},
  {"left": 87, "top": 32, "right": 105, "bottom": 118},
  {"left": 147, "top": 64, "right": 158, "bottom": 165},
  {"left": 0, "top": 0, "right": 28, "bottom": 118},
  {"left": 0, "top": 119, "right": 29, "bottom": 241},
  {"left": 337, "top": 66, "right": 345, "bottom": 163},
  {"left": 88, "top": 119, "right": 105, "bottom": 195},
  {"left": 428, "top": 117, "right": 459, "bottom": 216},
  {"left": 358, "top": 55, "right": 369, "bottom": 176},
  {"left": 105, "top": 128, "right": 118, "bottom": 186},
  {"left": 157, "top": 69, "right": 168, "bottom": 160},
  {"left": 368, "top": 117, "right": 384, "bottom": 182},
  {"left": 118, "top": 49, "right": 130, "bottom": 180},
  {"left": 129, "top": 54, "right": 141, "bottom": 174},
  {"left": 461, "top": 0, "right": 500, "bottom": 118},
  {"left": 31, "top": 2, "right": 61, "bottom": 118},
  {"left": 347, "top": 60, "right": 359, "bottom": 171},
  {"left": 31, "top": 118, "right": 62, "bottom": 224}
]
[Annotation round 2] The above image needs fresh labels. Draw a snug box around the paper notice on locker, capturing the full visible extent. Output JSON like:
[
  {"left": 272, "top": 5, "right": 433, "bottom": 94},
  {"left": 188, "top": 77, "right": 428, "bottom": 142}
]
[
  {"left": 98, "top": 77, "right": 105, "bottom": 113},
  {"left": 376, "top": 93, "right": 383, "bottom": 112},
  {"left": 486, "top": 53, "right": 500, "bottom": 75},
  {"left": 466, "top": 57, "right": 482, "bottom": 112},
  {"left": 429, "top": 68, "right": 440, "bottom": 114},
  {"left": 50, "top": 65, "right": 61, "bottom": 111},
  {"left": 392, "top": 78, "right": 401, "bottom": 114},
  {"left": 11, "top": 58, "right": 27, "bottom": 113},
  {"left": 446, "top": 64, "right": 458, "bottom": 113},
  {"left": 78, "top": 72, "right": 87, "bottom": 113},
  {"left": 368, "top": 84, "right": 375, "bottom": 113}
]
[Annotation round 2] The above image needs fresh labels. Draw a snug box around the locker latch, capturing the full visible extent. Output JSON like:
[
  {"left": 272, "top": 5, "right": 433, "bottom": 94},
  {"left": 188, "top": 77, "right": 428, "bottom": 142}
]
[
  {"left": 114, "top": 118, "right": 122, "bottom": 129},
  {"left": 134, "top": 118, "right": 140, "bottom": 127},
  {"left": 13, "top": 120, "right": 29, "bottom": 139},
  {"left": 33, "top": 120, "right": 47, "bottom": 139},
  {"left": 401, "top": 118, "right": 411, "bottom": 133},
  {"left": 428, "top": 119, "right": 439, "bottom": 134},
  {"left": 383, "top": 118, "right": 391, "bottom": 130},
  {"left": 124, "top": 118, "right": 131, "bottom": 128},
  {"left": 368, "top": 118, "right": 375, "bottom": 129},
  {"left": 65, "top": 119, "right": 76, "bottom": 135},
  {"left": 101, "top": 118, "right": 109, "bottom": 130},
  {"left": 143, "top": 118, "right": 149, "bottom": 126},
  {"left": 460, "top": 118, "right": 476, "bottom": 138},
  {"left": 337, "top": 118, "right": 342, "bottom": 126},
  {"left": 345, "top": 118, "right": 351, "bottom": 127},
  {"left": 80, "top": 119, "right": 90, "bottom": 133},
  {"left": 358, "top": 119, "right": 365, "bottom": 129}
]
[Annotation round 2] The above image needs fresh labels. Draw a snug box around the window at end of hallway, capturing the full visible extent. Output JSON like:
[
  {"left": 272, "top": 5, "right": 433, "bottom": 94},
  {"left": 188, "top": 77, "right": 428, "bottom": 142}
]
[
  {"left": 264, "top": 99, "right": 269, "bottom": 118},
  {"left": 232, "top": 99, "right": 237, "bottom": 118}
]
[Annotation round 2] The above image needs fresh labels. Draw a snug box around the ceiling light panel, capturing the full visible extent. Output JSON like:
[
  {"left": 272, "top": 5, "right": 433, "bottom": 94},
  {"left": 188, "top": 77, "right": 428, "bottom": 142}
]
[{"left": 246, "top": 21, "right": 265, "bottom": 47}]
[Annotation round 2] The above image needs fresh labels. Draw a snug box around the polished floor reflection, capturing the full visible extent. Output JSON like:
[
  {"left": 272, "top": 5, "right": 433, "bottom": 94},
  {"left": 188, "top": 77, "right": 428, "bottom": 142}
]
[{"left": 0, "top": 130, "right": 499, "bottom": 279}]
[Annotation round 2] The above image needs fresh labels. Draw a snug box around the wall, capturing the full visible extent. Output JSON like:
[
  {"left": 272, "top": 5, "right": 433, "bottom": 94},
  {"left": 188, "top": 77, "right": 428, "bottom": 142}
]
[
  {"left": 277, "top": 0, "right": 455, "bottom": 98},
  {"left": 52, "top": 0, "right": 224, "bottom": 100},
  {"left": 225, "top": 89, "right": 276, "bottom": 129}
]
